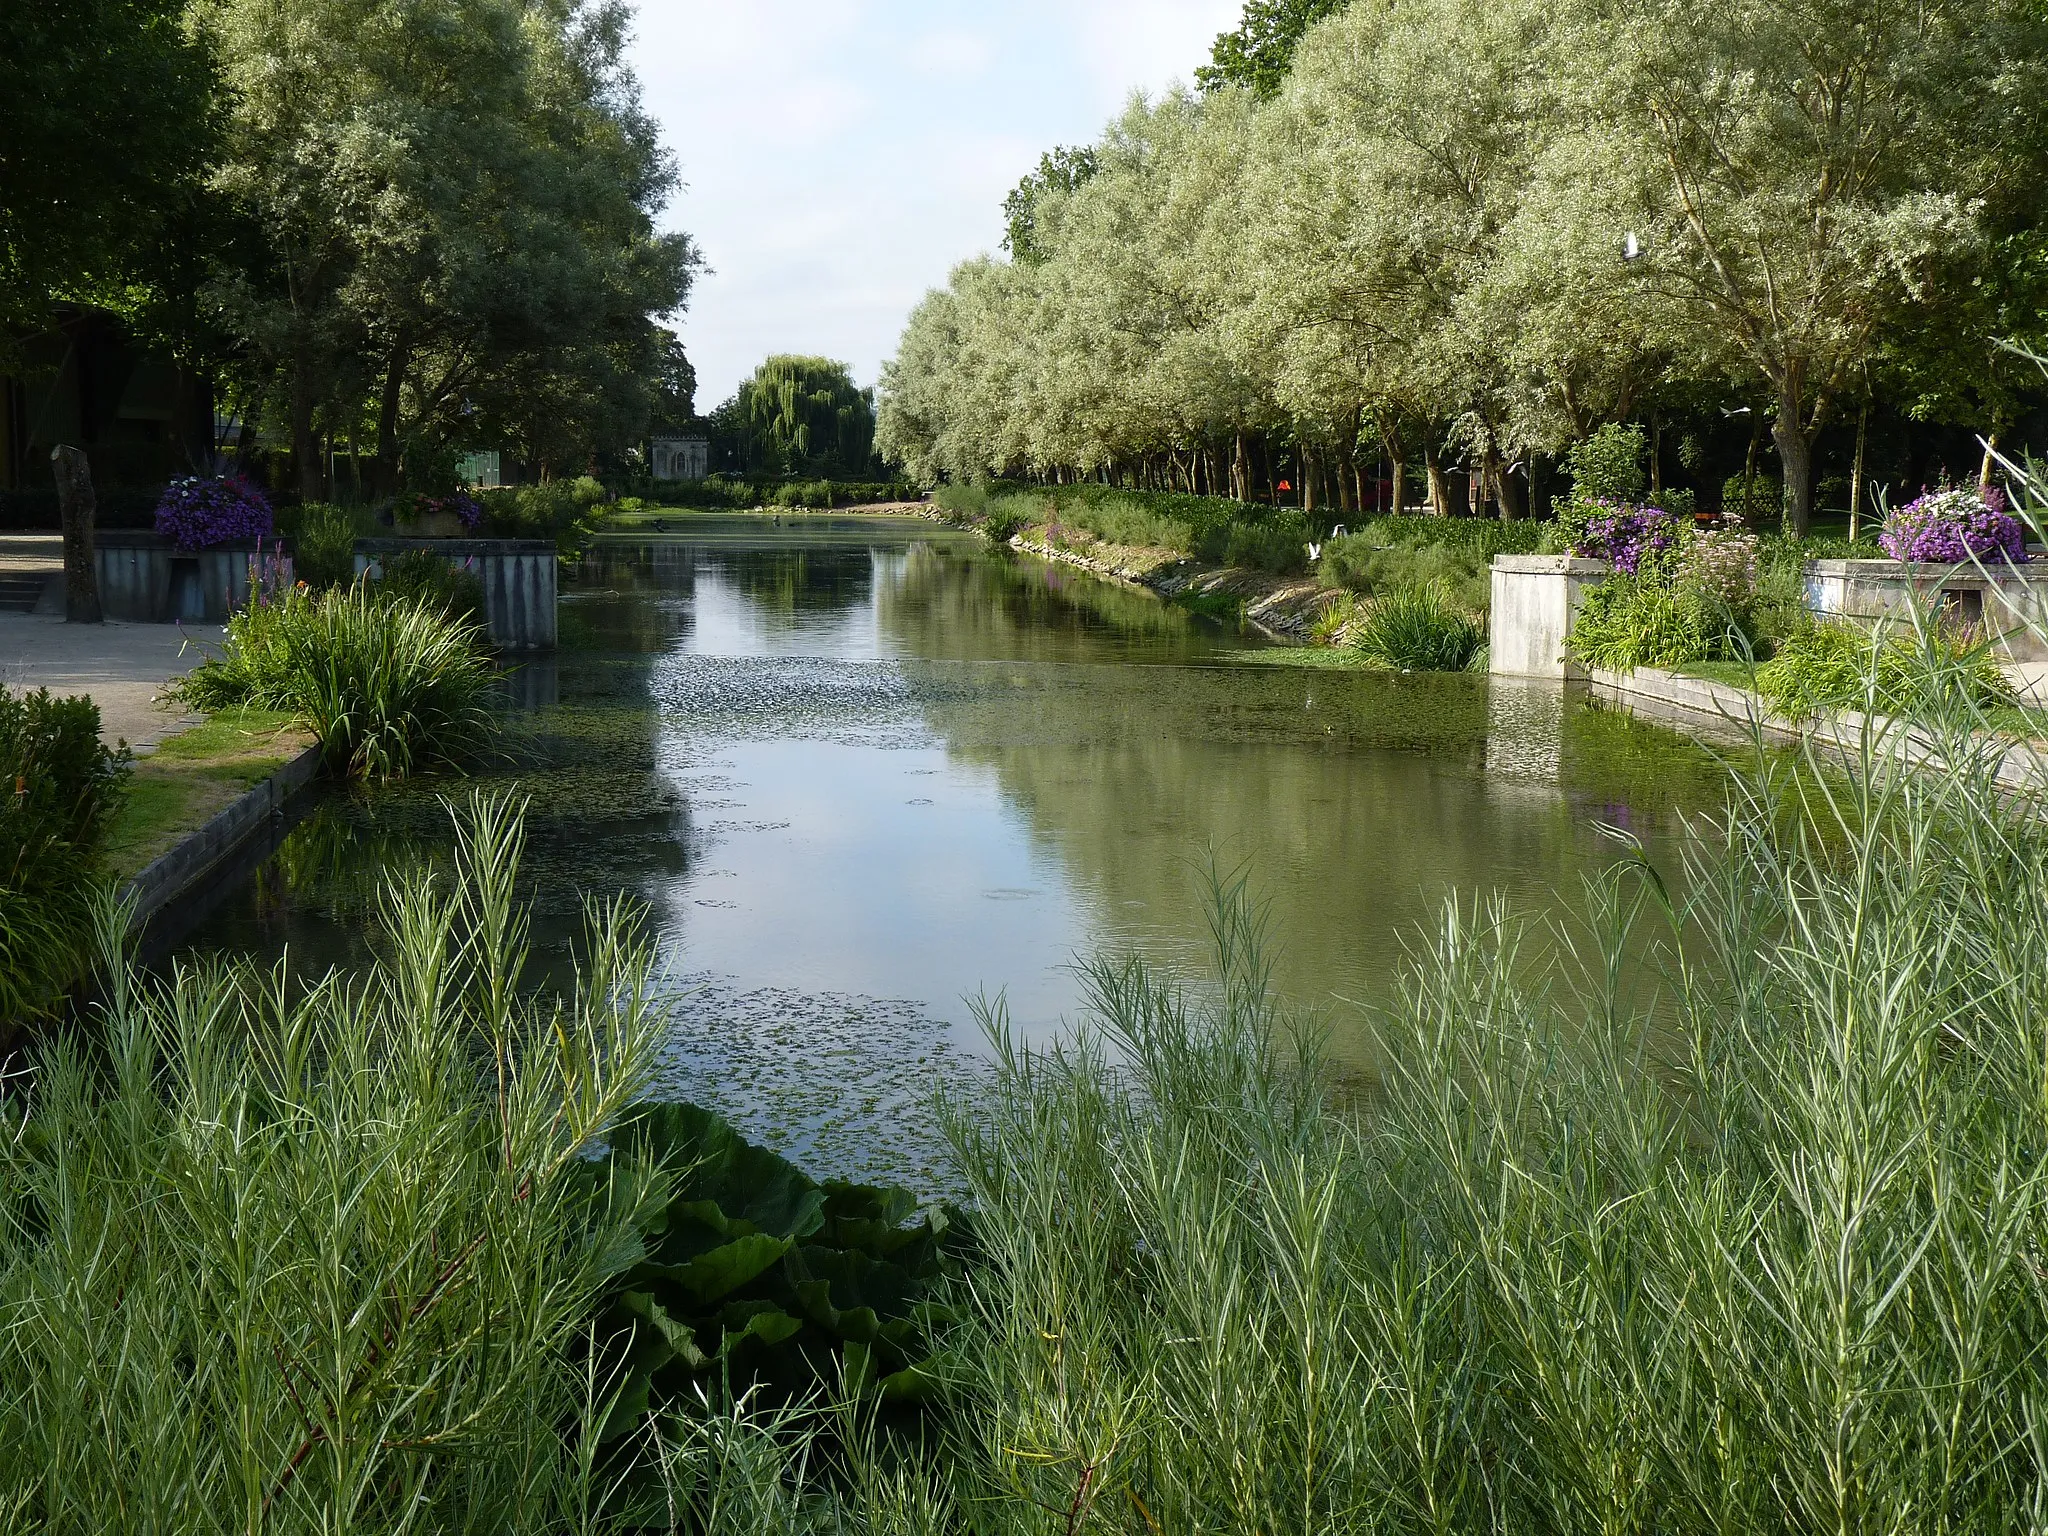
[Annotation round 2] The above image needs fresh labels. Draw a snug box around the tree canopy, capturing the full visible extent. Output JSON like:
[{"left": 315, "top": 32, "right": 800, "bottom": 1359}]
[
  {"left": 713, "top": 357, "right": 879, "bottom": 479},
  {"left": 880, "top": 0, "right": 2048, "bottom": 534}
]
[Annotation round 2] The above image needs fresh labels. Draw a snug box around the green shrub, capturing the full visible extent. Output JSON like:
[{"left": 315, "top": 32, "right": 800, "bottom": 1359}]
[
  {"left": 0, "top": 794, "right": 686, "bottom": 1531},
  {"left": 281, "top": 501, "right": 362, "bottom": 590},
  {"left": 377, "top": 546, "right": 487, "bottom": 629},
  {"left": 176, "top": 584, "right": 493, "bottom": 780},
  {"left": 1722, "top": 471, "right": 1782, "bottom": 523},
  {"left": 1566, "top": 571, "right": 1744, "bottom": 669},
  {"left": 1222, "top": 516, "right": 1311, "bottom": 575},
  {"left": 1349, "top": 582, "right": 1485, "bottom": 670},
  {"left": 1319, "top": 527, "right": 1530, "bottom": 614},
  {"left": 1564, "top": 421, "right": 1648, "bottom": 500},
  {"left": 479, "top": 475, "right": 609, "bottom": 553},
  {"left": 0, "top": 688, "right": 128, "bottom": 1029},
  {"left": 1755, "top": 617, "right": 2016, "bottom": 720}
]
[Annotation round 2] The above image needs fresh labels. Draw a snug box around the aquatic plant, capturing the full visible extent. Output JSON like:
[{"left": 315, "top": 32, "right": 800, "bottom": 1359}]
[
  {"left": 176, "top": 583, "right": 493, "bottom": 780},
  {"left": 0, "top": 796, "right": 675, "bottom": 1532},
  {"left": 0, "top": 687, "right": 129, "bottom": 1030},
  {"left": 1879, "top": 485, "right": 2028, "bottom": 562},
  {"left": 1348, "top": 582, "right": 1484, "bottom": 670},
  {"left": 152, "top": 473, "right": 275, "bottom": 551}
]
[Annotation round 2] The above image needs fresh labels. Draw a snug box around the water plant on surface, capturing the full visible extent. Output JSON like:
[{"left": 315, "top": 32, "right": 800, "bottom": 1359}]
[
  {"left": 1879, "top": 485, "right": 2029, "bottom": 562},
  {"left": 0, "top": 796, "right": 675, "bottom": 1533},
  {"left": 152, "top": 473, "right": 275, "bottom": 551},
  {"left": 0, "top": 687, "right": 128, "bottom": 1031},
  {"left": 1348, "top": 582, "right": 1484, "bottom": 670},
  {"left": 593, "top": 1103, "right": 966, "bottom": 1442},
  {"left": 175, "top": 582, "right": 493, "bottom": 780},
  {"left": 1755, "top": 614, "right": 2016, "bottom": 720}
]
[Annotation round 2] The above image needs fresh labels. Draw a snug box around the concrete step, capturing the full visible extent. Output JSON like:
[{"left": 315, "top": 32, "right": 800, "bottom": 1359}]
[{"left": 0, "top": 574, "right": 51, "bottom": 612}]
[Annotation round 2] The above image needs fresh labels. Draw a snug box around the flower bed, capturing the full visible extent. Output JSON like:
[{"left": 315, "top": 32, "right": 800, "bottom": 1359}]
[
  {"left": 1880, "top": 487, "right": 2028, "bottom": 563},
  {"left": 152, "top": 475, "right": 274, "bottom": 551}
]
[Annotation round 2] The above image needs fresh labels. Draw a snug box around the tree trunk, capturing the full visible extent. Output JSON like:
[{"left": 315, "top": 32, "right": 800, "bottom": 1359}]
[
  {"left": 1493, "top": 451, "right": 1524, "bottom": 520},
  {"left": 1424, "top": 441, "right": 1448, "bottom": 516},
  {"left": 375, "top": 337, "right": 410, "bottom": 494},
  {"left": 291, "top": 367, "right": 324, "bottom": 502},
  {"left": 1389, "top": 455, "right": 1405, "bottom": 517},
  {"left": 1849, "top": 403, "right": 1869, "bottom": 542},
  {"left": 1650, "top": 415, "right": 1662, "bottom": 495},
  {"left": 1771, "top": 381, "right": 1813, "bottom": 538},
  {"left": 50, "top": 446, "right": 102, "bottom": 624}
]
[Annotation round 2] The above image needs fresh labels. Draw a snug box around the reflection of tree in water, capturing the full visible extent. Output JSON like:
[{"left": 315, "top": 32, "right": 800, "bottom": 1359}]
[
  {"left": 183, "top": 696, "right": 693, "bottom": 989},
  {"left": 713, "top": 546, "right": 875, "bottom": 617},
  {"left": 877, "top": 542, "right": 1248, "bottom": 665},
  {"left": 907, "top": 665, "right": 1732, "bottom": 1049}
]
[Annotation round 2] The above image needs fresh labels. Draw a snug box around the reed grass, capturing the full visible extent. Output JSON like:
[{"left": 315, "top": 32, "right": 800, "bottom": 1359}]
[
  {"left": 1349, "top": 582, "right": 1485, "bottom": 670},
  {"left": 0, "top": 794, "right": 677, "bottom": 1534},
  {"left": 178, "top": 583, "right": 493, "bottom": 780}
]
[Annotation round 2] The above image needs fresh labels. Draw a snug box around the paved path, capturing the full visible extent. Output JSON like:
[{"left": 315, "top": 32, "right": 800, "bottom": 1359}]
[{"left": 0, "top": 609, "right": 222, "bottom": 752}]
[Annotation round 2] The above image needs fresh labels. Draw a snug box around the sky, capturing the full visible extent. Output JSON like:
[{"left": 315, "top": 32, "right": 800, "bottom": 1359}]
[{"left": 626, "top": 0, "right": 1243, "bottom": 409}]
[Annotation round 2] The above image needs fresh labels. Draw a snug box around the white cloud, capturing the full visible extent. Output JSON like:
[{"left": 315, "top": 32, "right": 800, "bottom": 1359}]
[{"left": 630, "top": 0, "right": 1246, "bottom": 405}]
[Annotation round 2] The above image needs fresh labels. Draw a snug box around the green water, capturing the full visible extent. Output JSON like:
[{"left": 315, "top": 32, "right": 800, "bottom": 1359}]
[{"left": 177, "top": 514, "right": 1737, "bottom": 1185}]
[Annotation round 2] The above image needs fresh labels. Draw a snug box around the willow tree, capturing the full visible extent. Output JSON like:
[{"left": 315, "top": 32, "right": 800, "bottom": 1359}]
[
  {"left": 723, "top": 357, "right": 878, "bottom": 478},
  {"left": 1562, "top": 0, "right": 2037, "bottom": 534}
]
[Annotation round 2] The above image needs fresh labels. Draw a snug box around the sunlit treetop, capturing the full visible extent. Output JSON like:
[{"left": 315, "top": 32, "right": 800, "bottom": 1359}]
[{"left": 1195, "top": 0, "right": 1350, "bottom": 98}]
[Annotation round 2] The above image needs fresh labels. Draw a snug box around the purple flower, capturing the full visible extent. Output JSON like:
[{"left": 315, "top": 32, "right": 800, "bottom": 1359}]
[
  {"left": 1880, "top": 487, "right": 2028, "bottom": 563},
  {"left": 153, "top": 475, "right": 275, "bottom": 551},
  {"left": 1571, "top": 499, "right": 1679, "bottom": 574}
]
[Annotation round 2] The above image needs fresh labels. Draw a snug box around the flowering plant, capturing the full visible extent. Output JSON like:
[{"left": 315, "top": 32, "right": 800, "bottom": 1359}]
[
  {"left": 1880, "top": 487, "right": 2028, "bottom": 563},
  {"left": 394, "top": 492, "right": 485, "bottom": 532},
  {"left": 1568, "top": 499, "right": 1680, "bottom": 575},
  {"left": 153, "top": 475, "right": 275, "bottom": 552},
  {"left": 1673, "top": 527, "right": 1761, "bottom": 606}
]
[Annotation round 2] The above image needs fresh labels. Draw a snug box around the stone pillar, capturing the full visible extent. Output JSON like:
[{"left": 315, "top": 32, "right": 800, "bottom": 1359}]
[
  {"left": 50, "top": 445, "right": 103, "bottom": 624},
  {"left": 1488, "top": 555, "right": 1611, "bottom": 679}
]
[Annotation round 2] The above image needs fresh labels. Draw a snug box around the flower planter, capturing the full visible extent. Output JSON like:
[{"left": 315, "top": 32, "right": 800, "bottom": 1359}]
[
  {"left": 95, "top": 531, "right": 289, "bottom": 623},
  {"left": 1489, "top": 555, "right": 1613, "bottom": 678},
  {"left": 1803, "top": 559, "right": 2048, "bottom": 662},
  {"left": 353, "top": 537, "right": 557, "bottom": 652}
]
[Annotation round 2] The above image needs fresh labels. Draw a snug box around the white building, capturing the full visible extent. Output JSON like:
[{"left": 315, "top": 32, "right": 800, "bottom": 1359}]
[{"left": 651, "top": 435, "right": 709, "bottom": 481}]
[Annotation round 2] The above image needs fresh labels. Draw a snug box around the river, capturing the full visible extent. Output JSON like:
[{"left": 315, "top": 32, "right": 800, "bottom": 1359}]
[{"left": 174, "top": 514, "right": 1737, "bottom": 1186}]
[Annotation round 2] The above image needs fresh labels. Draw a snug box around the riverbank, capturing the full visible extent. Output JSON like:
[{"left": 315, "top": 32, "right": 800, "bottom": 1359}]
[{"left": 103, "top": 706, "right": 317, "bottom": 883}]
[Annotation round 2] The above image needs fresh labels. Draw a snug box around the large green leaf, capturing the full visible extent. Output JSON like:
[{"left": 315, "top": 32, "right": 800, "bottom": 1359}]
[{"left": 630, "top": 1232, "right": 792, "bottom": 1306}]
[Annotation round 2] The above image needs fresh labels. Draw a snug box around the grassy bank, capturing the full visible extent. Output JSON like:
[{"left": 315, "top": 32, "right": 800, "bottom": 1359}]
[{"left": 102, "top": 706, "right": 311, "bottom": 879}]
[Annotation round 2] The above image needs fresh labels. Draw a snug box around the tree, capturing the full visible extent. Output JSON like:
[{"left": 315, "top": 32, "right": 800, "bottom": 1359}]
[
  {"left": 1566, "top": 0, "right": 2042, "bottom": 534},
  {"left": 723, "top": 357, "right": 878, "bottom": 478},
  {"left": 1196, "top": 0, "right": 1349, "bottom": 98},
  {"left": 1001, "top": 146, "right": 1099, "bottom": 264},
  {"left": 0, "top": 0, "right": 217, "bottom": 340}
]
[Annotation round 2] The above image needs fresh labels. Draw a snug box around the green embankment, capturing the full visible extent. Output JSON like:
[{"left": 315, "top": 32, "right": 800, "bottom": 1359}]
[{"left": 103, "top": 707, "right": 312, "bottom": 880}]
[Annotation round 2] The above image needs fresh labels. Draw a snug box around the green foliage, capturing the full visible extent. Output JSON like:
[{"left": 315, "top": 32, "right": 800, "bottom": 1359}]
[
  {"left": 1002, "top": 145, "right": 1100, "bottom": 263},
  {"left": 0, "top": 0, "right": 215, "bottom": 336},
  {"left": 1755, "top": 616, "right": 2017, "bottom": 720},
  {"left": 278, "top": 501, "right": 362, "bottom": 590},
  {"left": 1348, "top": 582, "right": 1485, "bottom": 670},
  {"left": 0, "top": 689, "right": 129, "bottom": 1029},
  {"left": 1566, "top": 571, "right": 1742, "bottom": 669},
  {"left": 1563, "top": 422, "right": 1648, "bottom": 501},
  {"left": 1320, "top": 518, "right": 1542, "bottom": 613},
  {"left": 1723, "top": 471, "right": 1784, "bottom": 523},
  {"left": 954, "top": 482, "right": 1315, "bottom": 574},
  {"left": 0, "top": 794, "right": 686, "bottom": 1532},
  {"left": 175, "top": 584, "right": 493, "bottom": 780},
  {"left": 594, "top": 1103, "right": 965, "bottom": 1440},
  {"left": 479, "top": 476, "right": 609, "bottom": 554},
  {"left": 377, "top": 548, "right": 486, "bottom": 630},
  {"left": 1196, "top": 0, "right": 1349, "bottom": 97},
  {"left": 630, "top": 476, "right": 917, "bottom": 512},
  {"left": 716, "top": 358, "right": 879, "bottom": 479}
]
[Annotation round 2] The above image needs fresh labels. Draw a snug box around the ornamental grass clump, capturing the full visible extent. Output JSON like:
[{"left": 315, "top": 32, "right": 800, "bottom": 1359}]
[
  {"left": 1756, "top": 612, "right": 2016, "bottom": 720},
  {"left": 0, "top": 796, "right": 680, "bottom": 1534},
  {"left": 177, "top": 582, "right": 493, "bottom": 780},
  {"left": 1880, "top": 485, "right": 2029, "bottom": 562},
  {"left": 153, "top": 473, "right": 275, "bottom": 551},
  {"left": 1348, "top": 581, "right": 1484, "bottom": 670}
]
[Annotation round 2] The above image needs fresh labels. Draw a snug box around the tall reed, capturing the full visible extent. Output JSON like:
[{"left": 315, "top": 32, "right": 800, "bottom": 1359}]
[{"left": 0, "top": 794, "right": 672, "bottom": 1533}]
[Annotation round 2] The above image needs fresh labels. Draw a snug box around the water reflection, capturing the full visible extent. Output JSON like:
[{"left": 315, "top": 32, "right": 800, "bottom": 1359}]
[{"left": 175, "top": 515, "right": 1738, "bottom": 1181}]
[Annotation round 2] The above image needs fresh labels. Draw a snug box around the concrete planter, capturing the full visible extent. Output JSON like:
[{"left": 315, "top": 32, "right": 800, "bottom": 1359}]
[
  {"left": 95, "top": 530, "right": 289, "bottom": 623},
  {"left": 1805, "top": 559, "right": 2048, "bottom": 661},
  {"left": 1489, "top": 555, "right": 1612, "bottom": 678},
  {"left": 353, "top": 537, "right": 557, "bottom": 652}
]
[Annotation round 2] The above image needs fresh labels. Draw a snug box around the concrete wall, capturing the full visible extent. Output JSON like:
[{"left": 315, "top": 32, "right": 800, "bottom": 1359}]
[
  {"left": 1805, "top": 559, "right": 2048, "bottom": 661},
  {"left": 1489, "top": 555, "right": 1612, "bottom": 678},
  {"left": 354, "top": 538, "right": 558, "bottom": 652},
  {"left": 96, "top": 532, "right": 283, "bottom": 622}
]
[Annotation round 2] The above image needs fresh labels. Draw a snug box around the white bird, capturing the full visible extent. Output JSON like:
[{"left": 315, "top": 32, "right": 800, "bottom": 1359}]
[
  {"left": 1623, "top": 231, "right": 1643, "bottom": 261},
  {"left": 1307, "top": 541, "right": 1323, "bottom": 562}
]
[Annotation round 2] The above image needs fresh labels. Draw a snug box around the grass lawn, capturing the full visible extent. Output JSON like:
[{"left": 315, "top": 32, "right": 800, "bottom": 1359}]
[
  {"left": 104, "top": 707, "right": 313, "bottom": 881},
  {"left": 1673, "top": 659, "right": 1767, "bottom": 691}
]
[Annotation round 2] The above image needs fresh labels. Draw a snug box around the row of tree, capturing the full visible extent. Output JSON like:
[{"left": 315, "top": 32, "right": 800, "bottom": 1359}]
[
  {"left": 2, "top": 0, "right": 695, "bottom": 497},
  {"left": 876, "top": 0, "right": 2048, "bottom": 534}
]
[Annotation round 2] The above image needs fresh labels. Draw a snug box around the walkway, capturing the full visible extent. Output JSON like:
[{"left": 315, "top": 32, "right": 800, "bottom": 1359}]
[{"left": 0, "top": 534, "right": 219, "bottom": 751}]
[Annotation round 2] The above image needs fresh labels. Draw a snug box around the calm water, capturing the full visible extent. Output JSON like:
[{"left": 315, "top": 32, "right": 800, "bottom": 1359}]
[{"left": 177, "top": 514, "right": 1737, "bottom": 1185}]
